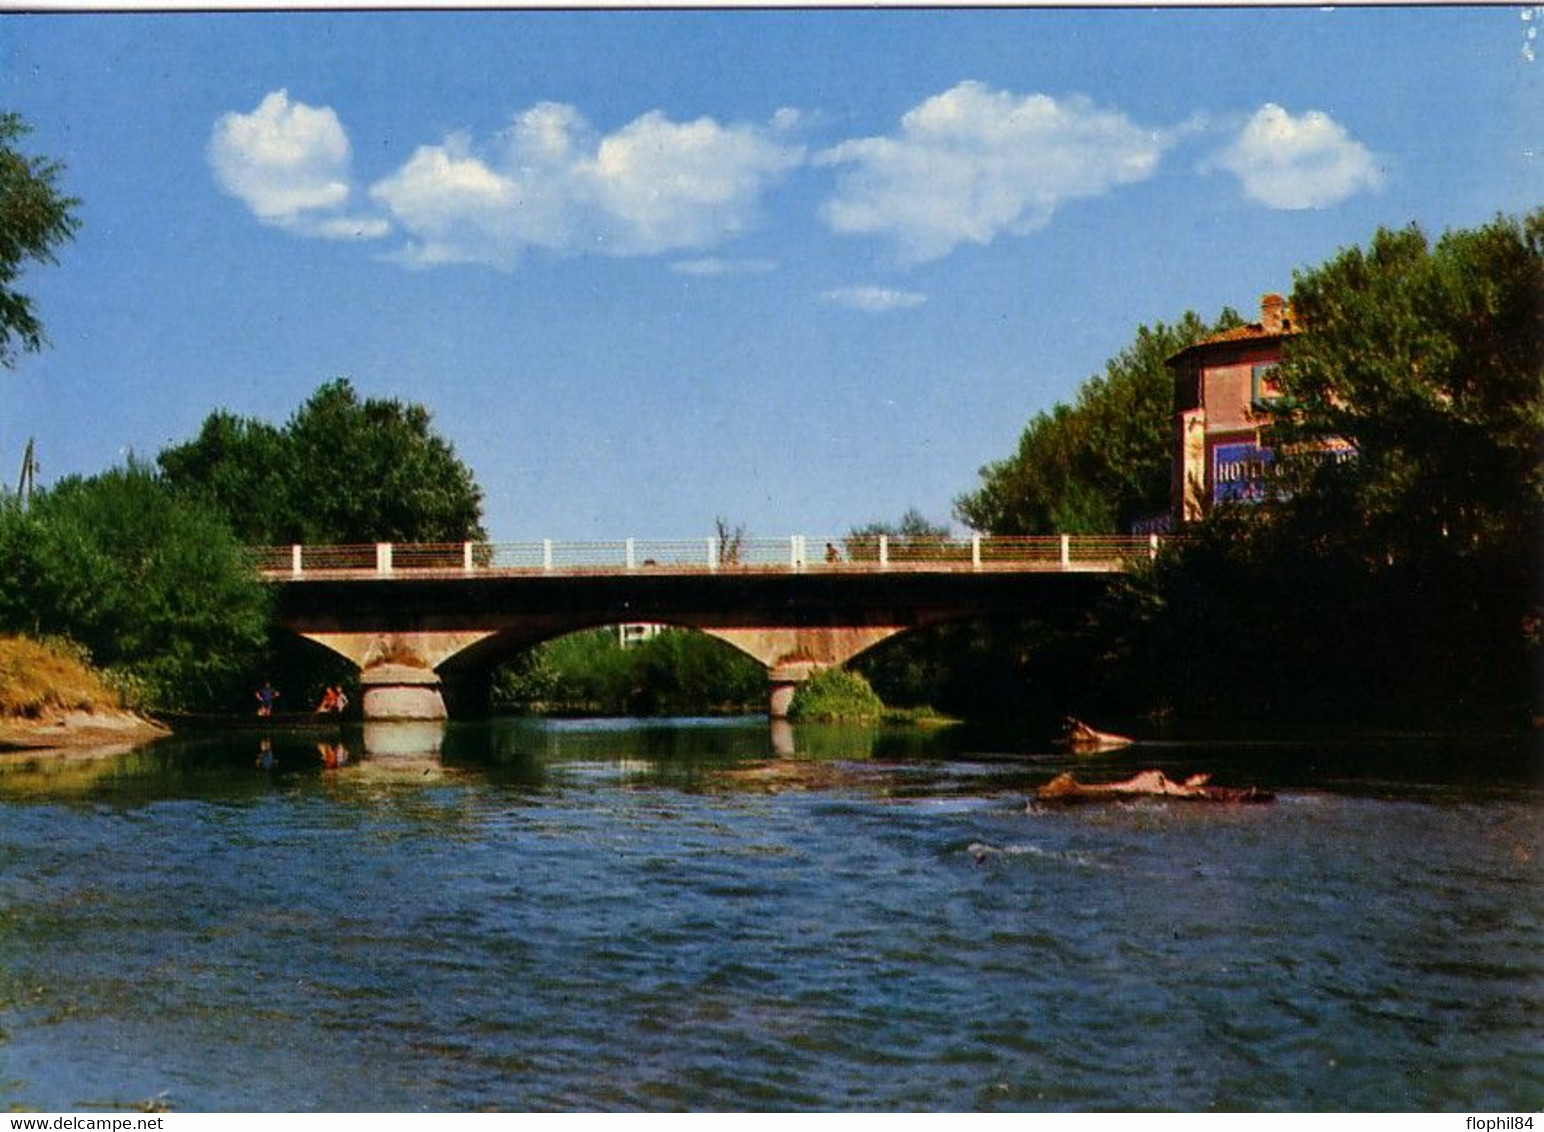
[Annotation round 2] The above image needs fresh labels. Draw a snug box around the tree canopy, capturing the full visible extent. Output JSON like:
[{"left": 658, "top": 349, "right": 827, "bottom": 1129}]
[
  {"left": 159, "top": 378, "right": 486, "bottom": 545},
  {"left": 0, "top": 464, "right": 271, "bottom": 708},
  {"left": 1269, "top": 211, "right": 1543, "bottom": 568},
  {"left": 955, "top": 311, "right": 1239, "bottom": 535},
  {"left": 492, "top": 627, "right": 764, "bottom": 716},
  {"left": 848, "top": 507, "right": 951, "bottom": 542},
  {"left": 0, "top": 113, "right": 80, "bottom": 368},
  {"left": 1090, "top": 211, "right": 1543, "bottom": 723}
]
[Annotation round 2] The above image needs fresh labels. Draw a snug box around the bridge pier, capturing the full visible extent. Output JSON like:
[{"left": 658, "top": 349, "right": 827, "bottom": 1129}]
[
  {"left": 360, "top": 663, "right": 447, "bottom": 721},
  {"left": 297, "top": 630, "right": 496, "bottom": 721},
  {"left": 767, "top": 660, "right": 819, "bottom": 720},
  {"left": 768, "top": 680, "right": 799, "bottom": 720}
]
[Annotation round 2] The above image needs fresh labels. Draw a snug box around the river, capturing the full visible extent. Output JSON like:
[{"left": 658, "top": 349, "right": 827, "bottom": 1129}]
[{"left": 0, "top": 716, "right": 1537, "bottom": 1112}]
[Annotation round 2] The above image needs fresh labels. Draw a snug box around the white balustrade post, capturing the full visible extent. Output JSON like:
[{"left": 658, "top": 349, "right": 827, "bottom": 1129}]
[
  {"left": 542, "top": 539, "right": 554, "bottom": 572},
  {"left": 463, "top": 541, "right": 474, "bottom": 571},
  {"left": 1060, "top": 534, "right": 1071, "bottom": 568},
  {"left": 291, "top": 544, "right": 302, "bottom": 575},
  {"left": 879, "top": 534, "right": 889, "bottom": 569},
  {"left": 376, "top": 542, "right": 393, "bottom": 574},
  {"left": 971, "top": 534, "right": 982, "bottom": 569},
  {"left": 626, "top": 538, "right": 636, "bottom": 570},
  {"left": 708, "top": 538, "right": 719, "bottom": 572},
  {"left": 1149, "top": 533, "right": 1160, "bottom": 560}
]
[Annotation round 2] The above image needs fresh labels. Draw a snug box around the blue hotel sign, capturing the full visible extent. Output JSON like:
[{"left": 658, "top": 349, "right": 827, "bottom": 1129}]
[{"left": 1212, "top": 442, "right": 1274, "bottom": 503}]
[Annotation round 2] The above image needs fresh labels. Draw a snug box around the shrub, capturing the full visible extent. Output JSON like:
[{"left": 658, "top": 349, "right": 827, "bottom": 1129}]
[
  {"left": 0, "top": 465, "right": 271, "bottom": 710},
  {"left": 787, "top": 667, "right": 885, "bottom": 723}
]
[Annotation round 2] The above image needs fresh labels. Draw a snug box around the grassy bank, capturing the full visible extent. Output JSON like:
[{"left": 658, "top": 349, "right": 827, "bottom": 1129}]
[{"left": 0, "top": 635, "right": 122, "bottom": 719}]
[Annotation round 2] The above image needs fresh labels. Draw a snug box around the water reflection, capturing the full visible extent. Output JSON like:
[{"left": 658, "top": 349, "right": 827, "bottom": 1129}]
[
  {"left": 316, "top": 740, "right": 350, "bottom": 769},
  {"left": 0, "top": 745, "right": 142, "bottom": 794},
  {"left": 0, "top": 715, "right": 1536, "bottom": 808},
  {"left": 770, "top": 718, "right": 887, "bottom": 760},
  {"left": 362, "top": 719, "right": 446, "bottom": 759}
]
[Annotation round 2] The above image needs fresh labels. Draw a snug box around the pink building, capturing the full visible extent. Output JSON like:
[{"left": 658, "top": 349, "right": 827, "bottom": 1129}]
[{"left": 1166, "top": 294, "right": 1297, "bottom": 526}]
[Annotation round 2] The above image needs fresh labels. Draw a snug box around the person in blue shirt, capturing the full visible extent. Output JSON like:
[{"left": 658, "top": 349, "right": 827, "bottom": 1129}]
[{"left": 255, "top": 681, "right": 280, "bottom": 717}]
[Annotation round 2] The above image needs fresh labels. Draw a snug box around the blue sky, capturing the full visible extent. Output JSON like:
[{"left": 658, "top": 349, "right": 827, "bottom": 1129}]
[{"left": 0, "top": 8, "right": 1538, "bottom": 540}]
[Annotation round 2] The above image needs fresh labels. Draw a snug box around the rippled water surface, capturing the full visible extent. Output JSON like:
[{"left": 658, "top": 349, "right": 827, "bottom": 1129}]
[{"left": 0, "top": 717, "right": 1538, "bottom": 1111}]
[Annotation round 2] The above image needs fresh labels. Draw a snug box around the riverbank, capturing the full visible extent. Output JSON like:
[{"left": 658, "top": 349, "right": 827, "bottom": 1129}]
[
  {"left": 0, "top": 635, "right": 169, "bottom": 754},
  {"left": 0, "top": 707, "right": 169, "bottom": 754}
]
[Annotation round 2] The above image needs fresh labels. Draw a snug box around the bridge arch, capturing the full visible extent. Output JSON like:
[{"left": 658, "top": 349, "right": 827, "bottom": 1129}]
[
  {"left": 268, "top": 537, "right": 1138, "bottom": 720},
  {"left": 302, "top": 616, "right": 929, "bottom": 720}
]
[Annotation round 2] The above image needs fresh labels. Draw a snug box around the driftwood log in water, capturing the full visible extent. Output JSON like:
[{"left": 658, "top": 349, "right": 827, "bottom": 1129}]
[
  {"left": 1057, "top": 717, "right": 1134, "bottom": 753},
  {"left": 1035, "top": 769, "right": 1274, "bottom": 805}
]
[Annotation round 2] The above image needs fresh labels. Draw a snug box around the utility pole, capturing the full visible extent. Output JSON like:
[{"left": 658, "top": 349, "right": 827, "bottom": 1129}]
[{"left": 16, "top": 437, "right": 35, "bottom": 508}]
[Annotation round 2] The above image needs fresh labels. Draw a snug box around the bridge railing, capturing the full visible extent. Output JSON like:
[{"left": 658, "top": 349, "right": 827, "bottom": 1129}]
[{"left": 255, "top": 534, "right": 1166, "bottom": 578}]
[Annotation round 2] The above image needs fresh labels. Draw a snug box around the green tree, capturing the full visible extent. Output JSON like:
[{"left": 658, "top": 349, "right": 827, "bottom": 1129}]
[
  {"left": 492, "top": 626, "right": 764, "bottom": 716},
  {"left": 1270, "top": 212, "right": 1543, "bottom": 565},
  {"left": 844, "top": 507, "right": 953, "bottom": 564},
  {"left": 848, "top": 507, "right": 951, "bottom": 542},
  {"left": 490, "top": 647, "right": 561, "bottom": 710},
  {"left": 285, "top": 379, "right": 484, "bottom": 544},
  {"left": 956, "top": 311, "right": 1240, "bottom": 534},
  {"left": 627, "top": 630, "right": 765, "bottom": 715},
  {"left": 155, "top": 411, "right": 290, "bottom": 544},
  {"left": 0, "top": 463, "right": 271, "bottom": 708},
  {"left": 0, "top": 113, "right": 80, "bottom": 368},
  {"left": 159, "top": 378, "right": 486, "bottom": 545},
  {"left": 1094, "top": 212, "right": 1543, "bottom": 724}
]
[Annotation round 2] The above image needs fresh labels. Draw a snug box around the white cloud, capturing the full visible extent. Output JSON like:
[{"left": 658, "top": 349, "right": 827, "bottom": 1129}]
[
  {"left": 212, "top": 94, "right": 801, "bottom": 267},
  {"left": 669, "top": 257, "right": 778, "bottom": 277},
  {"left": 1209, "top": 103, "right": 1384, "bottom": 209},
  {"left": 368, "top": 132, "right": 542, "bottom": 269},
  {"left": 209, "top": 90, "right": 384, "bottom": 239},
  {"left": 582, "top": 112, "right": 804, "bottom": 254},
  {"left": 822, "top": 285, "right": 927, "bottom": 313},
  {"left": 817, "top": 81, "right": 1166, "bottom": 262},
  {"left": 770, "top": 107, "right": 803, "bottom": 134},
  {"left": 369, "top": 103, "right": 803, "bottom": 269}
]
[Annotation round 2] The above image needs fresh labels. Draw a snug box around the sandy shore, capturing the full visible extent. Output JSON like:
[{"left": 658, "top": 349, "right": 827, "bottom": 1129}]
[{"left": 0, "top": 709, "right": 170, "bottom": 756}]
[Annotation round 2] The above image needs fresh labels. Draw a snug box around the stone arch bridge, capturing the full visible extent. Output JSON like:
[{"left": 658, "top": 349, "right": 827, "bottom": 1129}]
[{"left": 257, "top": 534, "right": 1160, "bottom": 719}]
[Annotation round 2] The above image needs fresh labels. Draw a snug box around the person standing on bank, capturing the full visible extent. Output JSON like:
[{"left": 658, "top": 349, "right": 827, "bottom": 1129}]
[{"left": 255, "top": 681, "right": 280, "bottom": 717}]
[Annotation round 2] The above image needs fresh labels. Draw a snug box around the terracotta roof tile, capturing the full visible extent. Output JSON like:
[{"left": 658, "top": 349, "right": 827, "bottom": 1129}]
[
  {"left": 1195, "top": 322, "right": 1284, "bottom": 346},
  {"left": 1166, "top": 297, "right": 1300, "bottom": 364}
]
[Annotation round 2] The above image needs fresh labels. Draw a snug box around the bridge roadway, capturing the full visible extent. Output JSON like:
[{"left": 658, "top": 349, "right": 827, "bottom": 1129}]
[{"left": 257, "top": 535, "right": 1160, "bottom": 720}]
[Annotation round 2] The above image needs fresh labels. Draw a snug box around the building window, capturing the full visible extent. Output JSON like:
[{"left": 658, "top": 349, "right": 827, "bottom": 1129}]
[
  {"left": 618, "top": 623, "right": 664, "bottom": 648},
  {"left": 1251, "top": 363, "right": 1281, "bottom": 411},
  {"left": 1175, "top": 362, "right": 1202, "bottom": 412}
]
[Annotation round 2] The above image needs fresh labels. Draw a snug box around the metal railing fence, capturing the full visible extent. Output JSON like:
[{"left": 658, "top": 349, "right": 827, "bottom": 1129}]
[{"left": 253, "top": 534, "right": 1165, "bottom": 578}]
